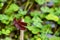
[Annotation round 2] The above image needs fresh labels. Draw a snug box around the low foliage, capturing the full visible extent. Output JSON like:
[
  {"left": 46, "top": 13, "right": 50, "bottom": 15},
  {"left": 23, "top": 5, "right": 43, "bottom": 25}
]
[{"left": 0, "top": 0, "right": 60, "bottom": 40}]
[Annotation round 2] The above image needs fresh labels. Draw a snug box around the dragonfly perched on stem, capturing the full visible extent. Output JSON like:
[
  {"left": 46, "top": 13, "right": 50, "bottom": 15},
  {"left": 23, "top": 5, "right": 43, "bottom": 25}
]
[{"left": 13, "top": 18, "right": 27, "bottom": 40}]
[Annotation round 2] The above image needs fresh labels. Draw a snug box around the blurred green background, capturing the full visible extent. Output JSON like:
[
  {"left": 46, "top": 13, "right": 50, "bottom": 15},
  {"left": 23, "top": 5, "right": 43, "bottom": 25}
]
[{"left": 0, "top": 0, "right": 60, "bottom": 40}]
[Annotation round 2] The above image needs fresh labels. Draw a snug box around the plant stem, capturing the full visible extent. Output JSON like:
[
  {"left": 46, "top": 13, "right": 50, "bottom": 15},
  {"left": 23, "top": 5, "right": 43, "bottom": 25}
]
[
  {"left": 28, "top": 3, "right": 33, "bottom": 10},
  {"left": 0, "top": 0, "right": 12, "bottom": 13},
  {"left": 20, "top": 30, "right": 24, "bottom": 40},
  {"left": 24, "top": 0, "right": 30, "bottom": 10}
]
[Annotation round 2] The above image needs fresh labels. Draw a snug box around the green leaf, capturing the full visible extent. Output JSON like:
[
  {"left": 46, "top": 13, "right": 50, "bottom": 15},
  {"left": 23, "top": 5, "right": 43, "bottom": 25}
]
[
  {"left": 26, "top": 26, "right": 40, "bottom": 34},
  {"left": 49, "top": 36, "right": 60, "bottom": 40},
  {"left": 45, "top": 14, "right": 59, "bottom": 21},
  {"left": 49, "top": 8, "right": 55, "bottom": 14},
  {"left": 34, "top": 35, "right": 41, "bottom": 40},
  {"left": 30, "top": 10, "right": 40, "bottom": 16},
  {"left": 9, "top": 14, "right": 14, "bottom": 21},
  {"left": 55, "top": 7, "right": 60, "bottom": 16},
  {"left": 39, "top": 14, "right": 46, "bottom": 18},
  {"left": 18, "top": 9, "right": 27, "bottom": 16},
  {"left": 57, "top": 19, "right": 60, "bottom": 24},
  {"left": 24, "top": 16, "right": 31, "bottom": 23},
  {"left": 32, "top": 16, "right": 42, "bottom": 23},
  {"left": 26, "top": 26, "right": 35, "bottom": 31},
  {"left": 33, "top": 22, "right": 43, "bottom": 28},
  {"left": 1, "top": 20, "right": 9, "bottom": 24},
  {"left": 0, "top": 0, "right": 6, "bottom": 2},
  {"left": 41, "top": 6, "right": 50, "bottom": 13},
  {"left": 5, "top": 37, "right": 12, "bottom": 40},
  {"left": 1, "top": 29, "right": 10, "bottom": 35},
  {"left": 32, "top": 28, "right": 40, "bottom": 34},
  {"left": 31, "top": 17, "right": 43, "bottom": 28},
  {"left": 36, "top": 37, "right": 41, "bottom": 40},
  {"left": 35, "top": 0, "right": 45, "bottom": 5},
  {"left": 5, "top": 30, "right": 11, "bottom": 35},
  {"left": 5, "top": 3, "right": 19, "bottom": 14},
  {"left": 1, "top": 29, "right": 6, "bottom": 34},
  {"left": 41, "top": 24, "right": 52, "bottom": 34},
  {"left": 52, "top": 0, "right": 59, "bottom": 4},
  {"left": 0, "top": 31, "right": 2, "bottom": 35},
  {"left": 40, "top": 34, "right": 48, "bottom": 40},
  {"left": 0, "top": 14, "right": 9, "bottom": 20},
  {"left": 0, "top": 3, "right": 4, "bottom": 9}
]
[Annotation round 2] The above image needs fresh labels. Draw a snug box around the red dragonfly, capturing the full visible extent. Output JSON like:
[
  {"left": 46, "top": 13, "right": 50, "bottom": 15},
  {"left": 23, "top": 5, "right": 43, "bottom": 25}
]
[{"left": 13, "top": 18, "right": 27, "bottom": 30}]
